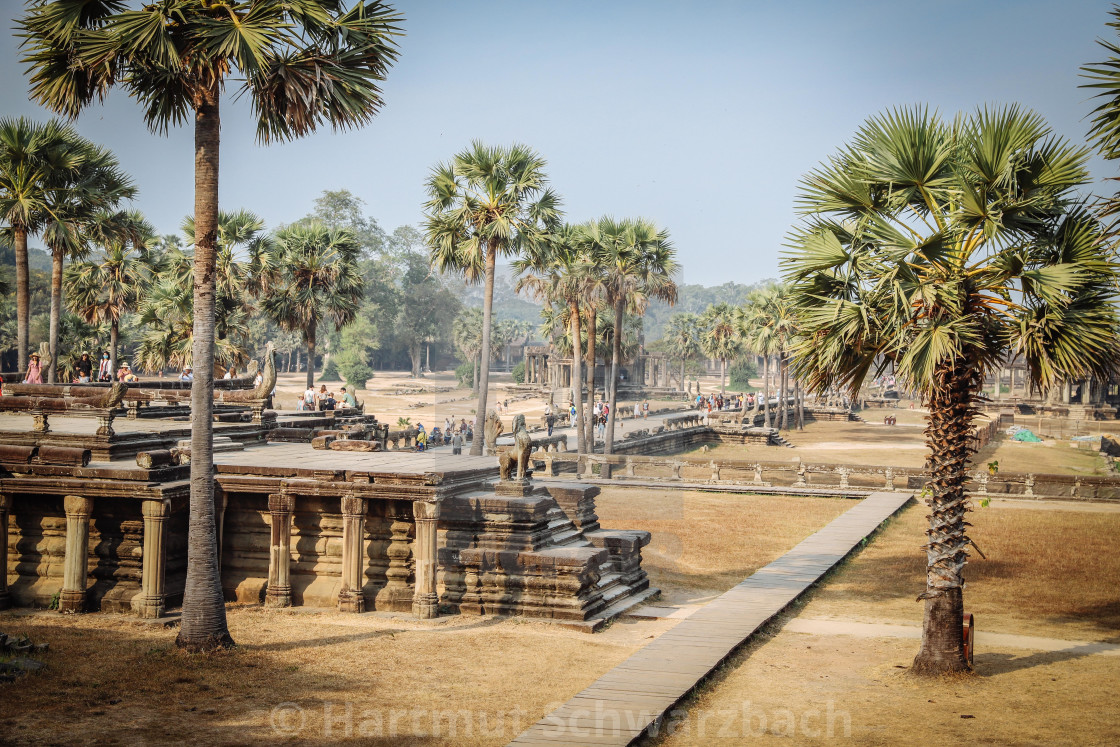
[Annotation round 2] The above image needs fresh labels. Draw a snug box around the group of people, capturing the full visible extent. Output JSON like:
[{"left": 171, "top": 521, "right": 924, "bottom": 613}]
[
  {"left": 695, "top": 392, "right": 753, "bottom": 412},
  {"left": 21, "top": 351, "right": 131, "bottom": 384},
  {"left": 299, "top": 384, "right": 358, "bottom": 412}
]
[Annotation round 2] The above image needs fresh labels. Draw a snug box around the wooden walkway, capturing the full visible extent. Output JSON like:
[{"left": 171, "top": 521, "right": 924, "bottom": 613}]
[{"left": 509, "top": 491, "right": 913, "bottom": 746}]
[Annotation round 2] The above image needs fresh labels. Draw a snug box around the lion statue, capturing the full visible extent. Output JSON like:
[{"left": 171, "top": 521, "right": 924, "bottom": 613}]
[{"left": 498, "top": 414, "right": 533, "bottom": 482}]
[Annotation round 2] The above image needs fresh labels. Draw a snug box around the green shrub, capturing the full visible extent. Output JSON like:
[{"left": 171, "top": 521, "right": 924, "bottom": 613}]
[
  {"left": 455, "top": 361, "right": 475, "bottom": 388},
  {"left": 729, "top": 358, "right": 759, "bottom": 390},
  {"left": 512, "top": 360, "right": 526, "bottom": 384},
  {"left": 336, "top": 349, "right": 373, "bottom": 392}
]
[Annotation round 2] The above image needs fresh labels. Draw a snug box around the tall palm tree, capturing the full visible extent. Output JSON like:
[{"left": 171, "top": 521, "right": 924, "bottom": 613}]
[
  {"left": 0, "top": 117, "right": 70, "bottom": 372},
  {"left": 136, "top": 211, "right": 269, "bottom": 373},
  {"left": 785, "top": 105, "right": 1117, "bottom": 675},
  {"left": 516, "top": 224, "right": 591, "bottom": 454},
  {"left": 700, "top": 302, "right": 740, "bottom": 395},
  {"left": 588, "top": 217, "right": 677, "bottom": 454},
  {"left": 425, "top": 141, "right": 562, "bottom": 455},
  {"left": 20, "top": 0, "right": 403, "bottom": 651},
  {"left": 453, "top": 307, "right": 484, "bottom": 393},
  {"left": 664, "top": 312, "right": 702, "bottom": 391},
  {"left": 1082, "top": 5, "right": 1120, "bottom": 238},
  {"left": 65, "top": 224, "right": 156, "bottom": 375},
  {"left": 741, "top": 284, "right": 797, "bottom": 429},
  {"left": 40, "top": 137, "right": 136, "bottom": 382},
  {"left": 263, "top": 222, "right": 363, "bottom": 389}
]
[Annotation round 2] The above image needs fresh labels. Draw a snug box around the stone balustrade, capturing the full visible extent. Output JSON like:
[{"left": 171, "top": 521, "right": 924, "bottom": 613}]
[{"left": 527, "top": 450, "right": 1120, "bottom": 501}]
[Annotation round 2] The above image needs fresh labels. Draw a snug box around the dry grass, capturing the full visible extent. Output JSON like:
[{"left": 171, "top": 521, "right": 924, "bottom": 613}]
[
  {"left": 802, "top": 502, "right": 1120, "bottom": 640},
  {"left": 651, "top": 625, "right": 1120, "bottom": 746},
  {"left": 649, "top": 500, "right": 1120, "bottom": 746},
  {"left": 595, "top": 489, "right": 851, "bottom": 606},
  {"left": 974, "top": 438, "right": 1106, "bottom": 476},
  {"left": 0, "top": 489, "right": 847, "bottom": 744}
]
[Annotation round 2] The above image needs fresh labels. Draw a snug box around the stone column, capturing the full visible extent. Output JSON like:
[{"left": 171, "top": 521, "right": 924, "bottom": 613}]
[
  {"left": 338, "top": 495, "right": 367, "bottom": 613},
  {"left": 412, "top": 501, "right": 440, "bottom": 620},
  {"left": 0, "top": 492, "right": 10, "bottom": 610},
  {"left": 60, "top": 495, "right": 93, "bottom": 613},
  {"left": 138, "top": 498, "right": 170, "bottom": 619},
  {"left": 265, "top": 493, "right": 295, "bottom": 608}
]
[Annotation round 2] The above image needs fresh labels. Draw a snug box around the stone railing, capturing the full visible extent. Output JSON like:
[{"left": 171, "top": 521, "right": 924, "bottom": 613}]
[{"left": 526, "top": 450, "right": 1120, "bottom": 501}]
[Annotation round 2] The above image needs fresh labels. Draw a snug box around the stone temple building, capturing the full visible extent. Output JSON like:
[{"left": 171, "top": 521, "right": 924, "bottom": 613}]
[{"left": 0, "top": 356, "right": 656, "bottom": 631}]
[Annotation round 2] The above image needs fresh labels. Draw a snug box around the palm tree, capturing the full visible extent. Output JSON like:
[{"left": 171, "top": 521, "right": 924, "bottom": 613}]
[
  {"left": 664, "top": 312, "right": 702, "bottom": 391},
  {"left": 263, "top": 222, "right": 364, "bottom": 389},
  {"left": 40, "top": 139, "right": 137, "bottom": 382},
  {"left": 1082, "top": 5, "right": 1120, "bottom": 238},
  {"left": 20, "top": 0, "right": 403, "bottom": 651},
  {"left": 785, "top": 105, "right": 1117, "bottom": 675},
  {"left": 65, "top": 237, "right": 155, "bottom": 375},
  {"left": 425, "top": 141, "right": 562, "bottom": 455},
  {"left": 741, "top": 284, "right": 797, "bottom": 429},
  {"left": 589, "top": 217, "right": 677, "bottom": 454},
  {"left": 700, "top": 302, "right": 740, "bottom": 395},
  {"left": 516, "top": 224, "right": 592, "bottom": 454},
  {"left": 136, "top": 211, "right": 269, "bottom": 374},
  {"left": 453, "top": 307, "right": 484, "bottom": 392},
  {"left": 0, "top": 117, "right": 70, "bottom": 373}
]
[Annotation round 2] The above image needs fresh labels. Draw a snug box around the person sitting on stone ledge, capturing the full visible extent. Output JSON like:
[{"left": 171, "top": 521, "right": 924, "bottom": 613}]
[
  {"left": 179, "top": 366, "right": 193, "bottom": 382},
  {"left": 340, "top": 386, "right": 357, "bottom": 408}
]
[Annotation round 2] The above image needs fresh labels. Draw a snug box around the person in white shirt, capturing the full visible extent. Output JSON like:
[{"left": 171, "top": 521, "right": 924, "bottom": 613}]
[{"left": 179, "top": 367, "right": 194, "bottom": 382}]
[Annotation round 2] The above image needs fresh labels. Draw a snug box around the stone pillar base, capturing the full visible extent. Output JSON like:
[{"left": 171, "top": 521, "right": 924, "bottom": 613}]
[
  {"left": 412, "top": 594, "right": 439, "bottom": 620},
  {"left": 265, "top": 586, "right": 292, "bottom": 608},
  {"left": 59, "top": 588, "right": 85, "bottom": 614},
  {"left": 338, "top": 590, "right": 365, "bottom": 613},
  {"left": 137, "top": 595, "right": 164, "bottom": 619}
]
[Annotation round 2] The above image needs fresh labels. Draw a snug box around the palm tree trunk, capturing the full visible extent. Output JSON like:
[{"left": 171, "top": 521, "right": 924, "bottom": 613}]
[
  {"left": 680, "top": 357, "right": 686, "bottom": 394},
  {"left": 473, "top": 349, "right": 480, "bottom": 393},
  {"left": 780, "top": 353, "right": 788, "bottom": 430},
  {"left": 470, "top": 246, "right": 497, "bottom": 456},
  {"left": 605, "top": 297, "right": 624, "bottom": 455},
  {"left": 585, "top": 306, "right": 596, "bottom": 451},
  {"left": 177, "top": 84, "right": 233, "bottom": 652},
  {"left": 763, "top": 356, "right": 772, "bottom": 428},
  {"left": 720, "top": 358, "right": 726, "bottom": 394},
  {"left": 570, "top": 301, "right": 586, "bottom": 455},
  {"left": 305, "top": 317, "right": 317, "bottom": 390},
  {"left": 912, "top": 356, "right": 975, "bottom": 675},
  {"left": 796, "top": 378, "right": 805, "bottom": 430},
  {"left": 14, "top": 227, "right": 30, "bottom": 374},
  {"left": 48, "top": 246, "right": 63, "bottom": 384},
  {"left": 109, "top": 321, "right": 119, "bottom": 378}
]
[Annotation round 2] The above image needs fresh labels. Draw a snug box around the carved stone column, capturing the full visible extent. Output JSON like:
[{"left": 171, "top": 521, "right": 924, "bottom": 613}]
[
  {"left": 0, "top": 492, "right": 10, "bottom": 610},
  {"left": 60, "top": 495, "right": 93, "bottom": 613},
  {"left": 138, "top": 498, "right": 170, "bottom": 619},
  {"left": 265, "top": 493, "right": 295, "bottom": 608},
  {"left": 377, "top": 509, "right": 413, "bottom": 611},
  {"left": 338, "top": 495, "right": 367, "bottom": 613},
  {"left": 412, "top": 501, "right": 441, "bottom": 620}
]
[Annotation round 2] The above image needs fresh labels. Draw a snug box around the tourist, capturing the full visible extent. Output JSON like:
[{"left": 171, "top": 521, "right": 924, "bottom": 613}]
[
  {"left": 451, "top": 429, "right": 463, "bottom": 455},
  {"left": 642, "top": 400, "right": 649, "bottom": 418},
  {"left": 341, "top": 387, "right": 358, "bottom": 408},
  {"left": 597, "top": 413, "right": 606, "bottom": 440},
  {"left": 24, "top": 353, "right": 43, "bottom": 384},
  {"left": 120, "top": 363, "right": 139, "bottom": 382},
  {"left": 253, "top": 369, "right": 264, "bottom": 387},
  {"left": 75, "top": 353, "right": 93, "bottom": 383},
  {"left": 546, "top": 411, "right": 556, "bottom": 437},
  {"left": 569, "top": 403, "right": 577, "bottom": 423},
  {"left": 179, "top": 367, "right": 194, "bottom": 382},
  {"left": 222, "top": 368, "right": 234, "bottom": 380},
  {"left": 303, "top": 385, "right": 316, "bottom": 411},
  {"left": 97, "top": 352, "right": 112, "bottom": 382}
]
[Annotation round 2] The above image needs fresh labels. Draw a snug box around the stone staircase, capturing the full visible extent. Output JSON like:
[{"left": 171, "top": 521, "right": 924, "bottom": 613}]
[
  {"left": 769, "top": 432, "right": 796, "bottom": 448},
  {"left": 438, "top": 481, "right": 658, "bottom": 630}
]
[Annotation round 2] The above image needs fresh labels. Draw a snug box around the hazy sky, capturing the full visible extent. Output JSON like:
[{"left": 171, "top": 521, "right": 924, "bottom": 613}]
[{"left": 2, "top": 1, "right": 1117, "bottom": 285}]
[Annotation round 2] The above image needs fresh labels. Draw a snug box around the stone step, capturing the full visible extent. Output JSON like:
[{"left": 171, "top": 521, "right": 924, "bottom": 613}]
[{"left": 176, "top": 436, "right": 244, "bottom": 453}]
